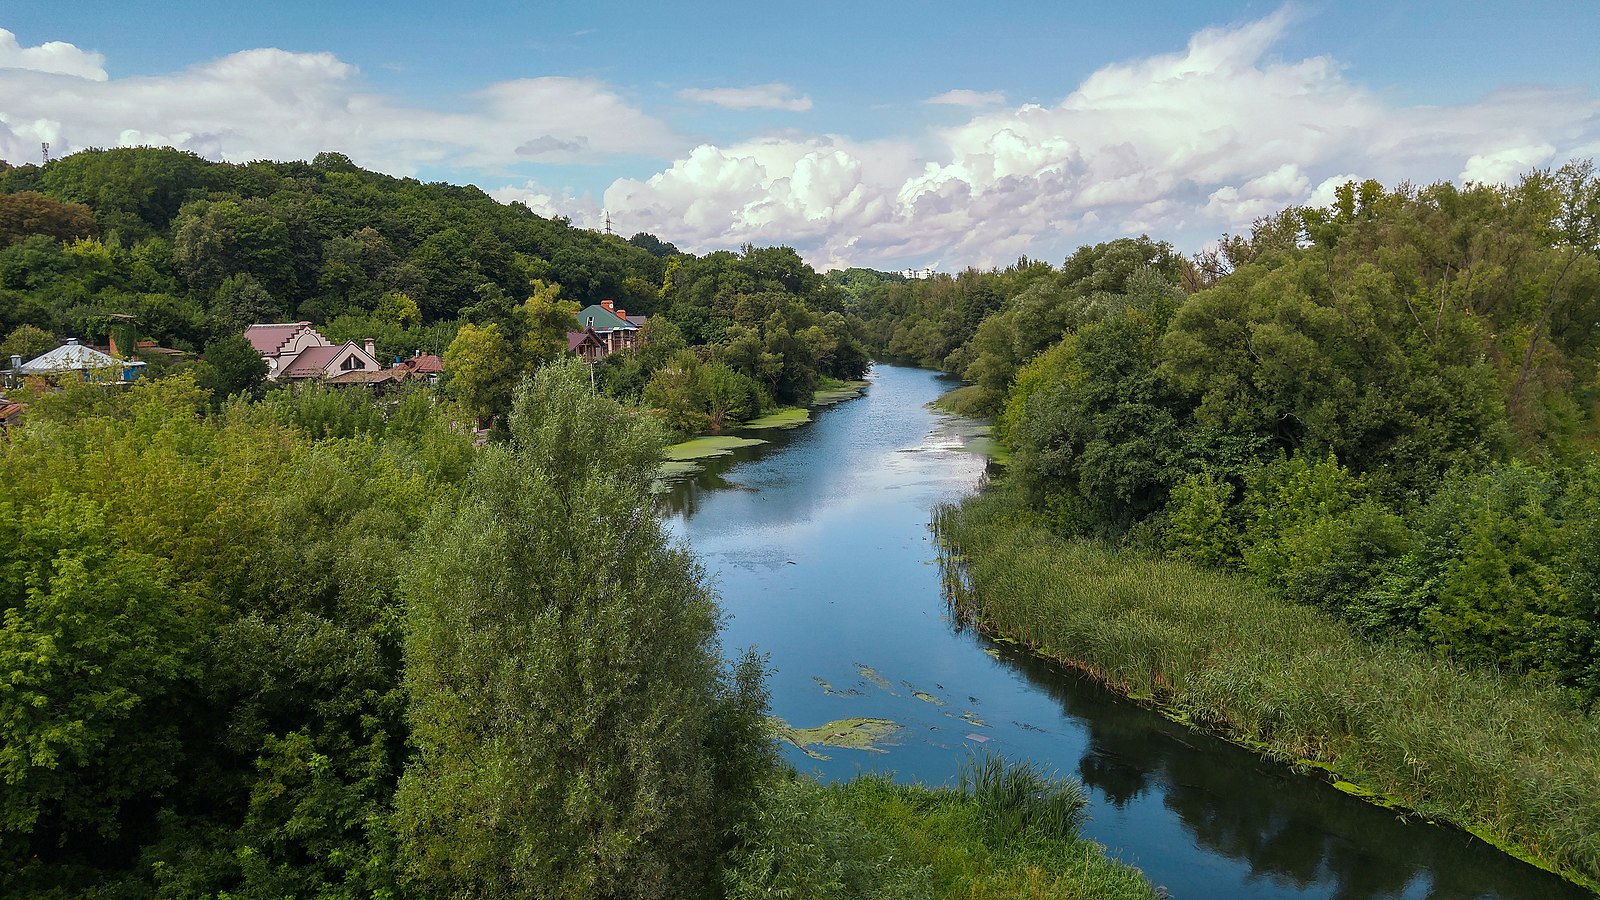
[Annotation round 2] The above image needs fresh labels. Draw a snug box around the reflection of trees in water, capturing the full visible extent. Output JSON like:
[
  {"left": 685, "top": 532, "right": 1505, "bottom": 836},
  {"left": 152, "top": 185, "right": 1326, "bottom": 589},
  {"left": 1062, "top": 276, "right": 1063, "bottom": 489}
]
[{"left": 993, "top": 643, "right": 1589, "bottom": 900}]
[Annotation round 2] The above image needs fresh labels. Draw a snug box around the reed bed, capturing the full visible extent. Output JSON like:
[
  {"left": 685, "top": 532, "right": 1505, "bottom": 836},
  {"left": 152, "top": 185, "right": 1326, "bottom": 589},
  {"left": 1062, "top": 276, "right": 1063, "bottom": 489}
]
[{"left": 935, "top": 492, "right": 1600, "bottom": 889}]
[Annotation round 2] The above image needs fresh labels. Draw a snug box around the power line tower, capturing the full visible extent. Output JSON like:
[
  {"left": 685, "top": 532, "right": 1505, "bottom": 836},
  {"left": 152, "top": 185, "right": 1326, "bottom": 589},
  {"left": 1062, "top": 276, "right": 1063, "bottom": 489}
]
[
  {"left": 41, "top": 142, "right": 50, "bottom": 165},
  {"left": 603, "top": 210, "right": 613, "bottom": 235}
]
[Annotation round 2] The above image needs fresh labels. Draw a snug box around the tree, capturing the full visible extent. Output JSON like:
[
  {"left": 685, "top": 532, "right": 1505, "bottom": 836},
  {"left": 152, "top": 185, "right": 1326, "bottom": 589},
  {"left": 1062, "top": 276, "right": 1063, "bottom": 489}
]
[
  {"left": 0, "top": 497, "right": 196, "bottom": 875},
  {"left": 198, "top": 333, "right": 269, "bottom": 401},
  {"left": 0, "top": 192, "right": 96, "bottom": 247},
  {"left": 209, "top": 272, "right": 284, "bottom": 333},
  {"left": 441, "top": 322, "right": 515, "bottom": 428},
  {"left": 396, "top": 359, "right": 769, "bottom": 899},
  {"left": 1, "top": 324, "right": 57, "bottom": 362}
]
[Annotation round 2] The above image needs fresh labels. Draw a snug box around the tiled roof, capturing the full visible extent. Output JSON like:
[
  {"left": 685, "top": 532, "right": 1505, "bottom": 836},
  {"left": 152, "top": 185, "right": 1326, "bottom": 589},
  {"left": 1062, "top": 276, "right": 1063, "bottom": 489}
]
[
  {"left": 625, "top": 315, "right": 649, "bottom": 326},
  {"left": 400, "top": 354, "right": 444, "bottom": 374},
  {"left": 280, "top": 344, "right": 342, "bottom": 377},
  {"left": 243, "top": 322, "right": 315, "bottom": 355},
  {"left": 325, "top": 368, "right": 405, "bottom": 385}
]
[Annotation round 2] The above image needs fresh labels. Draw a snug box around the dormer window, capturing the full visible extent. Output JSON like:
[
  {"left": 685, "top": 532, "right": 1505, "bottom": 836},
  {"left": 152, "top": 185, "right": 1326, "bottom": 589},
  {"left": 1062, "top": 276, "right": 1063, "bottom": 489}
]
[{"left": 341, "top": 355, "right": 365, "bottom": 371}]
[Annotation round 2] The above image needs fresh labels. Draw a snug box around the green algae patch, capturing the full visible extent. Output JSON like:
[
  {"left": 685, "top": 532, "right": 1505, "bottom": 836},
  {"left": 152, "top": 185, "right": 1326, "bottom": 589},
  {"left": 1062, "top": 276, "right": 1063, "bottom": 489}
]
[
  {"left": 742, "top": 407, "right": 811, "bottom": 429},
  {"left": 769, "top": 715, "right": 904, "bottom": 759},
  {"left": 912, "top": 690, "right": 944, "bottom": 706},
  {"left": 663, "top": 435, "right": 768, "bottom": 461},
  {"left": 855, "top": 663, "right": 895, "bottom": 693},
  {"left": 811, "top": 380, "right": 868, "bottom": 406}
]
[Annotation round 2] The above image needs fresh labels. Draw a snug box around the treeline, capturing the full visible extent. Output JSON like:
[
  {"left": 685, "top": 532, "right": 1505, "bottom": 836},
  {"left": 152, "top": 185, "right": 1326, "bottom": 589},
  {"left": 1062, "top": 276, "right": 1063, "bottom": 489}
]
[
  {"left": 866, "top": 163, "right": 1600, "bottom": 706},
  {"left": 0, "top": 148, "right": 869, "bottom": 433}
]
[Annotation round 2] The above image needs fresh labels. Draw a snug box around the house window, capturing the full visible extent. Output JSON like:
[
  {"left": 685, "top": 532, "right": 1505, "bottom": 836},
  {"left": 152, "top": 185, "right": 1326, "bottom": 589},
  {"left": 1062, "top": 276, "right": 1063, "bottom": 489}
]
[{"left": 341, "top": 355, "right": 365, "bottom": 371}]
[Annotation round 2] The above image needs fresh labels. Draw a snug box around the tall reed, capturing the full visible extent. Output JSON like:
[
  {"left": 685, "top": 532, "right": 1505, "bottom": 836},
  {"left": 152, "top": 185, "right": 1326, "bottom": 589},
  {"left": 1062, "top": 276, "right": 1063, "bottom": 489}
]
[{"left": 935, "top": 490, "right": 1600, "bottom": 889}]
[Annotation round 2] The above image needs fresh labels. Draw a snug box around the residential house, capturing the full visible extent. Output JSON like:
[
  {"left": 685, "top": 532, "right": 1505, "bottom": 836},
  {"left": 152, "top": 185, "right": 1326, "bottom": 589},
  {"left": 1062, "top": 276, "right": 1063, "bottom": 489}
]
[
  {"left": 244, "top": 322, "right": 383, "bottom": 381},
  {"left": 567, "top": 299, "right": 646, "bottom": 361},
  {"left": 395, "top": 351, "right": 444, "bottom": 385},
  {"left": 14, "top": 339, "right": 146, "bottom": 384}
]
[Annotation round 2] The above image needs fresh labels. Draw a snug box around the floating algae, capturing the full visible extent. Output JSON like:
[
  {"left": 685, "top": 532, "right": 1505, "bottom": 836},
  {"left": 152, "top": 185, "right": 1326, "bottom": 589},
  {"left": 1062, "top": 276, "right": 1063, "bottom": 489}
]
[
  {"left": 662, "top": 435, "right": 768, "bottom": 461},
  {"left": 742, "top": 407, "right": 811, "bottom": 429},
  {"left": 959, "top": 710, "right": 989, "bottom": 728},
  {"left": 656, "top": 436, "right": 771, "bottom": 485},
  {"left": 812, "top": 676, "right": 838, "bottom": 696},
  {"left": 901, "top": 681, "right": 946, "bottom": 706},
  {"left": 810, "top": 381, "right": 868, "bottom": 406},
  {"left": 768, "top": 715, "right": 904, "bottom": 759},
  {"left": 854, "top": 662, "right": 895, "bottom": 694}
]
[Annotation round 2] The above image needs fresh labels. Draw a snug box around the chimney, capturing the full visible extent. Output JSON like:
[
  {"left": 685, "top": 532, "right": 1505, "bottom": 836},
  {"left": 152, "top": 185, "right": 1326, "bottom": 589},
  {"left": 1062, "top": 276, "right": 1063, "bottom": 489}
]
[
  {"left": 364, "top": 338, "right": 376, "bottom": 359},
  {"left": 600, "top": 299, "right": 614, "bottom": 312},
  {"left": 587, "top": 316, "right": 594, "bottom": 329},
  {"left": 9, "top": 354, "right": 20, "bottom": 372},
  {"left": 616, "top": 308, "right": 626, "bottom": 320}
]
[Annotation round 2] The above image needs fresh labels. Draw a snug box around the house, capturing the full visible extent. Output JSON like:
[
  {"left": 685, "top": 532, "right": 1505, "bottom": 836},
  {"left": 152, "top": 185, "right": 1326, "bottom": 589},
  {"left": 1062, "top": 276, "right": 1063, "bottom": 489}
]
[
  {"left": 567, "top": 328, "right": 606, "bottom": 364},
  {"left": 244, "top": 322, "right": 383, "bottom": 381},
  {"left": 14, "top": 339, "right": 146, "bottom": 384},
  {"left": 395, "top": 351, "right": 444, "bottom": 385},
  {"left": 567, "top": 299, "right": 646, "bottom": 361}
]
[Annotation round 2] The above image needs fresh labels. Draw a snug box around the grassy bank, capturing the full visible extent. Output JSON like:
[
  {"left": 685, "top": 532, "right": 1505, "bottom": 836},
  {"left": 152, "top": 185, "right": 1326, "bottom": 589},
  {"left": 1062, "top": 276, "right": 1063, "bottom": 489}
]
[
  {"left": 726, "top": 762, "right": 1156, "bottom": 899},
  {"left": 936, "top": 488, "right": 1600, "bottom": 891}
]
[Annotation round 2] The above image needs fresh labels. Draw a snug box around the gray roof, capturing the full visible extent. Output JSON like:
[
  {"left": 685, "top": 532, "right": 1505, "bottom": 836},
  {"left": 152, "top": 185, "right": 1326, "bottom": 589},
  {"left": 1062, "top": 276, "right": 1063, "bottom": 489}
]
[{"left": 21, "top": 340, "right": 143, "bottom": 374}]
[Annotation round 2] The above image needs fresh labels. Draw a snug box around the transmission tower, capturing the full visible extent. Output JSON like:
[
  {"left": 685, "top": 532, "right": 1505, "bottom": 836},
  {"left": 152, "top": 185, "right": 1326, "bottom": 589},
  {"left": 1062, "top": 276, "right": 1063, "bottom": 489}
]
[{"left": 41, "top": 142, "right": 50, "bottom": 165}]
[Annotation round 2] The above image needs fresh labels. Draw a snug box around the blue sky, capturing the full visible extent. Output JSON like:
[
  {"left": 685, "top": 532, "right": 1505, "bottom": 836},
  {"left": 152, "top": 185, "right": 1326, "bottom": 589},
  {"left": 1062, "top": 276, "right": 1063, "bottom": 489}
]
[{"left": 2, "top": 2, "right": 1597, "bottom": 270}]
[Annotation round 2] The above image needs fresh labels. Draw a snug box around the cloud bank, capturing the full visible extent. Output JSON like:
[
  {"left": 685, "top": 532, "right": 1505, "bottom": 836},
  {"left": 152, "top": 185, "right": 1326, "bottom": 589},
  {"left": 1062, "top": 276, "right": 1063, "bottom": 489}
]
[{"left": 2, "top": 11, "right": 1597, "bottom": 270}]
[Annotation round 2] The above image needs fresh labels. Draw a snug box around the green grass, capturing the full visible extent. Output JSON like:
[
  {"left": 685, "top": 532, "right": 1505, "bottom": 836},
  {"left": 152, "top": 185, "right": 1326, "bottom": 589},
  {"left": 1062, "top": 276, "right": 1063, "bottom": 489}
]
[
  {"left": 935, "top": 488, "right": 1600, "bottom": 892},
  {"left": 722, "top": 764, "right": 1157, "bottom": 900}
]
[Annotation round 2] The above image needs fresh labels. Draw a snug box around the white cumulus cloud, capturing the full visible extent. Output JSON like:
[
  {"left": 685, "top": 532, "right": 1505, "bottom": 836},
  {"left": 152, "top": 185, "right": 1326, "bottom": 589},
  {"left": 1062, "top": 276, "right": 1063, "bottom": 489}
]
[
  {"left": 0, "top": 39, "right": 680, "bottom": 176},
  {"left": 603, "top": 8, "right": 1600, "bottom": 268},
  {"left": 0, "top": 28, "right": 106, "bottom": 80}
]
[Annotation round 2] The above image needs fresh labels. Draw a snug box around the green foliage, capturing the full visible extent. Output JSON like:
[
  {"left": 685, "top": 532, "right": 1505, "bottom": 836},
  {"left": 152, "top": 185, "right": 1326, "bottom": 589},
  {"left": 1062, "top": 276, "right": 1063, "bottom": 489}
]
[
  {"left": 0, "top": 496, "right": 197, "bottom": 877},
  {"left": 441, "top": 321, "right": 514, "bottom": 426},
  {"left": 1, "top": 323, "right": 57, "bottom": 362},
  {"left": 397, "top": 359, "right": 767, "bottom": 899},
  {"left": 958, "top": 752, "right": 1088, "bottom": 845},
  {"left": 197, "top": 332, "right": 269, "bottom": 402}
]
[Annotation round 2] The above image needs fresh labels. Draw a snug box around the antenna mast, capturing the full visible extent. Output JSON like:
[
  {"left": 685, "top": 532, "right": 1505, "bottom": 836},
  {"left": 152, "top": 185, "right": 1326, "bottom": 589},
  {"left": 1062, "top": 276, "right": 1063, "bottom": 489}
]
[
  {"left": 603, "top": 211, "right": 613, "bottom": 235},
  {"left": 41, "top": 142, "right": 50, "bottom": 165}
]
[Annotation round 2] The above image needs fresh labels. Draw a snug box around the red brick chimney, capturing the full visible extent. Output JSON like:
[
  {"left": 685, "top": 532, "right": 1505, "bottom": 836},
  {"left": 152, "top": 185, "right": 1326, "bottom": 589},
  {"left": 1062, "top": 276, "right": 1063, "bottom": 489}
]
[{"left": 600, "top": 299, "right": 615, "bottom": 312}]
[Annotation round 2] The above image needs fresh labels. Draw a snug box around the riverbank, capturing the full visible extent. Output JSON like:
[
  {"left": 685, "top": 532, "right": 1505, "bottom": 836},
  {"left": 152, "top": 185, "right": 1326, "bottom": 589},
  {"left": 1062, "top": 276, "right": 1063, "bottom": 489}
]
[
  {"left": 728, "top": 769, "right": 1157, "bottom": 899},
  {"left": 657, "top": 378, "right": 869, "bottom": 480},
  {"left": 935, "top": 486, "right": 1600, "bottom": 893}
]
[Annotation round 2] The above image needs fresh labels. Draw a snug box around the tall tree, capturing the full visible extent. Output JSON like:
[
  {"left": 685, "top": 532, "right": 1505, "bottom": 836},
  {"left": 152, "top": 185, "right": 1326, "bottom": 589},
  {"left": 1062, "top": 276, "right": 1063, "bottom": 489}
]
[{"left": 396, "top": 359, "right": 767, "bottom": 899}]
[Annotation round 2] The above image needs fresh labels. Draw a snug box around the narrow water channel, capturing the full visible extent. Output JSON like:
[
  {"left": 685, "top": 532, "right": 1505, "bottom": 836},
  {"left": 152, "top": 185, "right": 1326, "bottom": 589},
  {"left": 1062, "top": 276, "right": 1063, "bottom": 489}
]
[{"left": 661, "top": 363, "right": 1588, "bottom": 900}]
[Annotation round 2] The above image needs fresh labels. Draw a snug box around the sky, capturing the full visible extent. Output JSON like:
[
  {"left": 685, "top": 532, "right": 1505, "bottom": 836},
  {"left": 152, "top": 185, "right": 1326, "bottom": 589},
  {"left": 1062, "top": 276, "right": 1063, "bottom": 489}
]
[{"left": 2, "top": 1, "right": 1597, "bottom": 272}]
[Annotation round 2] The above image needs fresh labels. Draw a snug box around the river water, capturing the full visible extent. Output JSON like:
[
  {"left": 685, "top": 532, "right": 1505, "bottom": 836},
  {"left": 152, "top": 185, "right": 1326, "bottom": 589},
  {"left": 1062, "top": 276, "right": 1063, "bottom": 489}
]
[{"left": 660, "top": 363, "right": 1589, "bottom": 900}]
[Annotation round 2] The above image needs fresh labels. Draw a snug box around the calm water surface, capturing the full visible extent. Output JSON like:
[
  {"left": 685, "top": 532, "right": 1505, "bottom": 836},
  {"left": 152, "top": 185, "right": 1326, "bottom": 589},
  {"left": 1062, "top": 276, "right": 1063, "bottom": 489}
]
[{"left": 661, "top": 363, "right": 1588, "bottom": 900}]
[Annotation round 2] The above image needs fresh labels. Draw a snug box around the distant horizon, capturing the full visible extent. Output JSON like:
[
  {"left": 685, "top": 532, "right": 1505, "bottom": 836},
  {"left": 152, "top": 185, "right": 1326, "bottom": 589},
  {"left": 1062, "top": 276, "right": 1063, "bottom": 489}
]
[{"left": 3, "top": 1, "right": 1596, "bottom": 271}]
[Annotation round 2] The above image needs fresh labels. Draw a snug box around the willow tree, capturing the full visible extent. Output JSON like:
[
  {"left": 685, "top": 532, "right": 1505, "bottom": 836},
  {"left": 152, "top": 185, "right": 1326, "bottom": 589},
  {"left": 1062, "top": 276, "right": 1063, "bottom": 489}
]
[{"left": 396, "top": 358, "right": 768, "bottom": 899}]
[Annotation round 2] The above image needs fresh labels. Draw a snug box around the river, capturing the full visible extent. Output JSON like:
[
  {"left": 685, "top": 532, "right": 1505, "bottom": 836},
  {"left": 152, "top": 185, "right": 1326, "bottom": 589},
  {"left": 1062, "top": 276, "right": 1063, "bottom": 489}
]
[{"left": 660, "top": 363, "right": 1589, "bottom": 900}]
